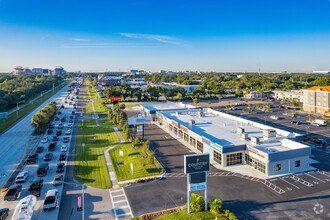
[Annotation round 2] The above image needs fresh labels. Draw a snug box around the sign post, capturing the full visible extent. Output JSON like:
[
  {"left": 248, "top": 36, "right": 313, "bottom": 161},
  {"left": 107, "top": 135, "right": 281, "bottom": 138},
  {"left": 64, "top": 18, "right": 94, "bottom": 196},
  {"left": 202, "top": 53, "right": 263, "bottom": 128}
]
[
  {"left": 184, "top": 154, "right": 210, "bottom": 214},
  {"left": 82, "top": 143, "right": 85, "bottom": 153},
  {"left": 119, "top": 150, "right": 123, "bottom": 157},
  {"left": 130, "top": 162, "right": 133, "bottom": 176}
]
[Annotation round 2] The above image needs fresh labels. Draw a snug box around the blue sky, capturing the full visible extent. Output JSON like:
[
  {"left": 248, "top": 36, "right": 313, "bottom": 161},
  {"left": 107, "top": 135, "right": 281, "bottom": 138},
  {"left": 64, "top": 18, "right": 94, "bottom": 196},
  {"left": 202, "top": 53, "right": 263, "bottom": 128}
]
[{"left": 0, "top": 0, "right": 329, "bottom": 72}]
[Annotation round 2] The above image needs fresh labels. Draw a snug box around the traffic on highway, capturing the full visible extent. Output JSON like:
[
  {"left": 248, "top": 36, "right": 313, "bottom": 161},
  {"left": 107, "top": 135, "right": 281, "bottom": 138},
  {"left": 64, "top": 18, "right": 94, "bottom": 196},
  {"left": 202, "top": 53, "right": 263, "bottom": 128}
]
[{"left": 0, "top": 82, "right": 80, "bottom": 220}]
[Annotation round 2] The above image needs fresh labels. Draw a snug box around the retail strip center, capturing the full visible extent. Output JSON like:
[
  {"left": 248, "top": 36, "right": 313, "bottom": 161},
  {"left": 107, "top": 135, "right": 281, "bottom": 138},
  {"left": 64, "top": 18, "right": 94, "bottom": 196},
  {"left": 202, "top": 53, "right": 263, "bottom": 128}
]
[{"left": 140, "top": 103, "right": 311, "bottom": 177}]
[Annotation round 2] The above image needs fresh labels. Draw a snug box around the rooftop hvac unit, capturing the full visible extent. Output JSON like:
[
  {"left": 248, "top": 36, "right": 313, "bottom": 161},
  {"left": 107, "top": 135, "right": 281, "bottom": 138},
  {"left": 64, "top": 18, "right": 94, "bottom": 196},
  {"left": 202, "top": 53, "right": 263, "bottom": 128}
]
[
  {"left": 189, "top": 120, "right": 195, "bottom": 125},
  {"left": 176, "top": 111, "right": 181, "bottom": 116},
  {"left": 240, "top": 133, "right": 248, "bottom": 140},
  {"left": 251, "top": 136, "right": 260, "bottom": 144},
  {"left": 237, "top": 127, "right": 245, "bottom": 134},
  {"left": 198, "top": 111, "right": 204, "bottom": 117},
  {"left": 263, "top": 129, "right": 276, "bottom": 138}
]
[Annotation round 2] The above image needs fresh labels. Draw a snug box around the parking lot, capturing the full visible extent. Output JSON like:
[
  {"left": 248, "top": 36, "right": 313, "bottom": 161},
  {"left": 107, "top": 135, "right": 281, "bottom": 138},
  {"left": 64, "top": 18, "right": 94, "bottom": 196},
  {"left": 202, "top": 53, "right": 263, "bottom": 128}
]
[
  {"left": 125, "top": 123, "right": 330, "bottom": 219},
  {"left": 0, "top": 86, "right": 78, "bottom": 219}
]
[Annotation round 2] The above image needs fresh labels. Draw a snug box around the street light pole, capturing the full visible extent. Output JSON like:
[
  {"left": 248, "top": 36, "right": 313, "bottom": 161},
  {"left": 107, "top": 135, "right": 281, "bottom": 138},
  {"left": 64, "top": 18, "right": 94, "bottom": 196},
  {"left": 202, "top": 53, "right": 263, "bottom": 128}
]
[
  {"left": 82, "top": 184, "right": 84, "bottom": 220},
  {"left": 16, "top": 100, "right": 25, "bottom": 118}
]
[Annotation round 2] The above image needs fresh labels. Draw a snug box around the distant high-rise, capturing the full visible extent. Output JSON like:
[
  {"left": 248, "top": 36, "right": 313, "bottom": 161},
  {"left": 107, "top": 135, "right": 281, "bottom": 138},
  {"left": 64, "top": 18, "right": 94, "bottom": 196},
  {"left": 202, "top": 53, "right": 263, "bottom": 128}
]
[
  {"left": 53, "top": 66, "right": 66, "bottom": 75},
  {"left": 12, "top": 66, "right": 33, "bottom": 75}
]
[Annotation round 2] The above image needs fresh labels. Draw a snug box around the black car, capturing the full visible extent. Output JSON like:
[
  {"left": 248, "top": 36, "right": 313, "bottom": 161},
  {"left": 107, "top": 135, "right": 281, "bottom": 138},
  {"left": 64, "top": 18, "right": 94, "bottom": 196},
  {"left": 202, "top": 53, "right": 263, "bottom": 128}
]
[
  {"left": 49, "top": 124, "right": 54, "bottom": 129},
  {"left": 61, "top": 105, "right": 64, "bottom": 109},
  {"left": 0, "top": 208, "right": 9, "bottom": 219},
  {"left": 26, "top": 154, "right": 38, "bottom": 164},
  {"left": 69, "top": 116, "right": 74, "bottom": 119},
  {"left": 61, "top": 118, "right": 66, "bottom": 122},
  {"left": 55, "top": 117, "right": 59, "bottom": 121},
  {"left": 56, "top": 163, "right": 65, "bottom": 173},
  {"left": 291, "top": 120, "right": 301, "bottom": 125},
  {"left": 4, "top": 185, "right": 22, "bottom": 201},
  {"left": 44, "top": 153, "right": 53, "bottom": 161},
  {"left": 36, "top": 146, "right": 44, "bottom": 153},
  {"left": 72, "top": 111, "right": 75, "bottom": 115},
  {"left": 37, "top": 163, "right": 49, "bottom": 177},
  {"left": 47, "top": 129, "right": 53, "bottom": 135},
  {"left": 52, "top": 136, "right": 59, "bottom": 141},
  {"left": 58, "top": 111, "right": 62, "bottom": 115},
  {"left": 56, "top": 131, "right": 62, "bottom": 136},
  {"left": 58, "top": 153, "right": 66, "bottom": 161}
]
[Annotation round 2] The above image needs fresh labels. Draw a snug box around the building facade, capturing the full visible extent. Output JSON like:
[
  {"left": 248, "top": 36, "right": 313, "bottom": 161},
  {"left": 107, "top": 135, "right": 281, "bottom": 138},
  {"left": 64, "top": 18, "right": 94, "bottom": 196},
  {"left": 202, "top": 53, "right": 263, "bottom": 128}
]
[
  {"left": 272, "top": 90, "right": 304, "bottom": 102},
  {"left": 303, "top": 86, "right": 330, "bottom": 115}
]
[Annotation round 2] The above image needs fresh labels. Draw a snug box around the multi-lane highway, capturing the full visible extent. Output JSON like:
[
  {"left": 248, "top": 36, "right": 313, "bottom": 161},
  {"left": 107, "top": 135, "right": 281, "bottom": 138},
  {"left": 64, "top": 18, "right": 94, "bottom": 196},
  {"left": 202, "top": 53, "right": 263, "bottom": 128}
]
[
  {"left": 0, "top": 82, "right": 77, "bottom": 219},
  {"left": 0, "top": 84, "right": 69, "bottom": 188}
]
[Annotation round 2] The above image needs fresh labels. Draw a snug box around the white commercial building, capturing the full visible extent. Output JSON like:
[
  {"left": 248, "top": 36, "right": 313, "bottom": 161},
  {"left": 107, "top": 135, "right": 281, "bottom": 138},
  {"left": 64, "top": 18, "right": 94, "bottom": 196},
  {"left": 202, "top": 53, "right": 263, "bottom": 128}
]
[
  {"left": 141, "top": 103, "right": 311, "bottom": 177},
  {"left": 272, "top": 90, "right": 304, "bottom": 102}
]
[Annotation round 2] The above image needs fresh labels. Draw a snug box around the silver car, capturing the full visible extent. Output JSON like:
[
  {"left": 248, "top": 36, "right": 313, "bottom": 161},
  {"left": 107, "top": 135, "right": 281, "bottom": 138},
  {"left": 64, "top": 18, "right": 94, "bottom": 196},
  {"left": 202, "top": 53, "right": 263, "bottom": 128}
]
[
  {"left": 52, "top": 175, "right": 63, "bottom": 186},
  {"left": 43, "top": 189, "right": 59, "bottom": 210}
]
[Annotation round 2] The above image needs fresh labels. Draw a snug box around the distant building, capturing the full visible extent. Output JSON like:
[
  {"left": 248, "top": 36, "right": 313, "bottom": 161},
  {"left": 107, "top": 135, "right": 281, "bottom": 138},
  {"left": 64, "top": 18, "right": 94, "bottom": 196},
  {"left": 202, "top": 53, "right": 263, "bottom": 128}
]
[
  {"left": 303, "top": 86, "right": 330, "bottom": 115},
  {"left": 244, "top": 91, "right": 270, "bottom": 99},
  {"left": 12, "top": 66, "right": 33, "bottom": 75},
  {"left": 53, "top": 66, "right": 66, "bottom": 75},
  {"left": 150, "top": 82, "right": 198, "bottom": 93},
  {"left": 32, "top": 68, "right": 43, "bottom": 74},
  {"left": 42, "top": 69, "right": 52, "bottom": 75},
  {"left": 101, "top": 76, "right": 123, "bottom": 86},
  {"left": 159, "top": 70, "right": 167, "bottom": 74},
  {"left": 272, "top": 90, "right": 304, "bottom": 102},
  {"left": 311, "top": 70, "right": 330, "bottom": 74}
]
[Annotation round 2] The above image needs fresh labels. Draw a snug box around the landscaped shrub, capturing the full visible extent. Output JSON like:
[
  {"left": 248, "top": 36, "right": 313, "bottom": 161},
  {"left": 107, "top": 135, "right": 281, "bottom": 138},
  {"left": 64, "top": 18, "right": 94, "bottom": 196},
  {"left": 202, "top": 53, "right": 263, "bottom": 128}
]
[
  {"left": 228, "top": 212, "right": 237, "bottom": 220},
  {"left": 225, "top": 210, "right": 230, "bottom": 216},
  {"left": 209, "top": 198, "right": 222, "bottom": 214},
  {"left": 190, "top": 193, "right": 205, "bottom": 212}
]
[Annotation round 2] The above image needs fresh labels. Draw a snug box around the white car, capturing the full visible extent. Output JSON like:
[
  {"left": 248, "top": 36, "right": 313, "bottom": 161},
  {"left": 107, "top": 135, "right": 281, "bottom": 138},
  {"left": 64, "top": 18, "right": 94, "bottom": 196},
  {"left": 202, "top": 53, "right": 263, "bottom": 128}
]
[
  {"left": 270, "top": 115, "right": 279, "bottom": 120},
  {"left": 41, "top": 137, "right": 48, "bottom": 143},
  {"left": 60, "top": 145, "right": 67, "bottom": 152},
  {"left": 43, "top": 189, "right": 59, "bottom": 211},
  {"left": 15, "top": 171, "right": 29, "bottom": 183}
]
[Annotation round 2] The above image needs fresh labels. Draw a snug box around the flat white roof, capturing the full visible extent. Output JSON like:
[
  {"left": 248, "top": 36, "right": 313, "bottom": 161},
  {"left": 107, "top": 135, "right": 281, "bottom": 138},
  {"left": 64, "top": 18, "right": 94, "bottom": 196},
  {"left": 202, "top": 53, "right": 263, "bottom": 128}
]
[
  {"left": 161, "top": 110, "right": 308, "bottom": 154},
  {"left": 141, "top": 102, "right": 198, "bottom": 112}
]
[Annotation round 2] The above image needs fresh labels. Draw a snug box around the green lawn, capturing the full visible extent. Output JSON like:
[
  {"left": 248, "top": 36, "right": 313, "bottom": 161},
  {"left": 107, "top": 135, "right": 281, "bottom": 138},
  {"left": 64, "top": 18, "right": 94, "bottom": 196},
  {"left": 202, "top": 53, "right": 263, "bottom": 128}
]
[
  {"left": 74, "top": 119, "right": 119, "bottom": 188},
  {"left": 0, "top": 82, "right": 68, "bottom": 133},
  {"left": 109, "top": 143, "right": 163, "bottom": 182},
  {"left": 156, "top": 210, "right": 228, "bottom": 220},
  {"left": 98, "top": 118, "right": 114, "bottom": 127},
  {"left": 85, "top": 101, "right": 109, "bottom": 115}
]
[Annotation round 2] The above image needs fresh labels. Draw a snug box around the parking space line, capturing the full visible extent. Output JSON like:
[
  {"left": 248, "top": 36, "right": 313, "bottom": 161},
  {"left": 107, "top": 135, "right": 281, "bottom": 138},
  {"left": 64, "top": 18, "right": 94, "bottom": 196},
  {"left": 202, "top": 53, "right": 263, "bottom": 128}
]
[
  {"left": 304, "top": 172, "right": 325, "bottom": 183},
  {"left": 279, "top": 177, "right": 299, "bottom": 189},
  {"left": 318, "top": 171, "right": 330, "bottom": 177},
  {"left": 113, "top": 199, "right": 127, "bottom": 204},
  {"left": 290, "top": 174, "right": 313, "bottom": 187},
  {"left": 111, "top": 188, "right": 124, "bottom": 193},
  {"left": 112, "top": 194, "right": 125, "bottom": 198}
]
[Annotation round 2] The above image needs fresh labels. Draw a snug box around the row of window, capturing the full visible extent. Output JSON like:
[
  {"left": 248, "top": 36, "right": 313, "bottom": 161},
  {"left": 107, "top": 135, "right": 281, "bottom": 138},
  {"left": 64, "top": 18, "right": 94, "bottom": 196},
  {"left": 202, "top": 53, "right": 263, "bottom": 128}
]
[
  {"left": 275, "top": 160, "right": 300, "bottom": 171},
  {"left": 226, "top": 153, "right": 243, "bottom": 166},
  {"left": 246, "top": 154, "right": 266, "bottom": 174}
]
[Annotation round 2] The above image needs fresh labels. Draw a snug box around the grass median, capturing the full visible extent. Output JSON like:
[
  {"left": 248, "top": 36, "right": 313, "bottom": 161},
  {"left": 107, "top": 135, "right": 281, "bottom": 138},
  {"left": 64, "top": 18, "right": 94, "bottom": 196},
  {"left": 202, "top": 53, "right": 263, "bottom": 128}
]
[
  {"left": 74, "top": 119, "right": 119, "bottom": 188},
  {"left": 109, "top": 143, "right": 163, "bottom": 182},
  {"left": 0, "top": 82, "right": 68, "bottom": 133},
  {"left": 85, "top": 101, "right": 109, "bottom": 115}
]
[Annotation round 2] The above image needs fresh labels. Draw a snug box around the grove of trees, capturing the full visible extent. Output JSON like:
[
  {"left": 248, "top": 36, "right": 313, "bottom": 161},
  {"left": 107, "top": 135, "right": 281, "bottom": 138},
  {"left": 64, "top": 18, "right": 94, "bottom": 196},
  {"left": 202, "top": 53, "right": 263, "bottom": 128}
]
[
  {"left": 31, "top": 101, "right": 57, "bottom": 132},
  {"left": 0, "top": 74, "right": 64, "bottom": 111}
]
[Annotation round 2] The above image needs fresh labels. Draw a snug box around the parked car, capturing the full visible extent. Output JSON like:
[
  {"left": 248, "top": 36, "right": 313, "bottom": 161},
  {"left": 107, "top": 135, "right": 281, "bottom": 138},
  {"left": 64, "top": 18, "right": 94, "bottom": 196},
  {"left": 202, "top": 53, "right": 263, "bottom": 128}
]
[
  {"left": 58, "top": 153, "right": 66, "bottom": 161},
  {"left": 37, "top": 163, "right": 49, "bottom": 177},
  {"left": 278, "top": 105, "right": 285, "bottom": 108},
  {"left": 36, "top": 146, "right": 44, "bottom": 153},
  {"left": 57, "top": 111, "right": 62, "bottom": 115},
  {"left": 58, "top": 124, "right": 64, "bottom": 129},
  {"left": 291, "top": 120, "right": 301, "bottom": 125},
  {"left": 270, "top": 115, "right": 279, "bottom": 120},
  {"left": 47, "top": 130, "right": 53, "bottom": 135},
  {"left": 15, "top": 171, "right": 29, "bottom": 183},
  {"left": 43, "top": 189, "right": 59, "bottom": 211},
  {"left": 311, "top": 122, "right": 322, "bottom": 127},
  {"left": 247, "top": 106, "right": 255, "bottom": 110},
  {"left": 0, "top": 208, "right": 9, "bottom": 219},
  {"left": 63, "top": 137, "right": 69, "bottom": 143},
  {"left": 48, "top": 143, "right": 56, "bottom": 151},
  {"left": 53, "top": 175, "right": 63, "bottom": 186},
  {"left": 28, "top": 179, "right": 43, "bottom": 197},
  {"left": 54, "top": 117, "right": 59, "bottom": 121},
  {"left": 61, "top": 118, "right": 66, "bottom": 123},
  {"left": 26, "top": 154, "right": 38, "bottom": 164},
  {"left": 60, "top": 145, "right": 67, "bottom": 152},
  {"left": 52, "top": 136, "right": 59, "bottom": 141},
  {"left": 4, "top": 185, "right": 22, "bottom": 201},
  {"left": 56, "top": 163, "right": 65, "bottom": 173},
  {"left": 230, "top": 107, "right": 239, "bottom": 110},
  {"left": 49, "top": 124, "right": 54, "bottom": 129},
  {"left": 41, "top": 137, "right": 48, "bottom": 143},
  {"left": 44, "top": 153, "right": 53, "bottom": 161}
]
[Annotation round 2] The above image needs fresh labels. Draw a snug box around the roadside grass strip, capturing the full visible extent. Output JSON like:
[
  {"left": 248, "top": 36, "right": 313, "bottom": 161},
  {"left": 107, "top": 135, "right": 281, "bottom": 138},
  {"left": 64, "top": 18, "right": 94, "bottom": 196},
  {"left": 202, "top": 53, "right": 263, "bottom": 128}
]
[
  {"left": 74, "top": 119, "right": 119, "bottom": 188},
  {"left": 85, "top": 101, "right": 108, "bottom": 115},
  {"left": 109, "top": 143, "right": 163, "bottom": 182},
  {"left": 157, "top": 209, "right": 228, "bottom": 220},
  {"left": 98, "top": 118, "right": 114, "bottom": 127},
  {"left": 0, "top": 82, "right": 68, "bottom": 133}
]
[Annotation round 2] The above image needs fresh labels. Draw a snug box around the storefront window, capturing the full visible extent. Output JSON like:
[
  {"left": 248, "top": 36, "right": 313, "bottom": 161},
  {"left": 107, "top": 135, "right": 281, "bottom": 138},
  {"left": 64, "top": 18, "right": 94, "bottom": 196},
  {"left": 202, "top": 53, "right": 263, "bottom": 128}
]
[
  {"left": 276, "top": 164, "right": 281, "bottom": 171},
  {"left": 246, "top": 154, "right": 266, "bottom": 174},
  {"left": 197, "top": 141, "right": 203, "bottom": 152},
  {"left": 190, "top": 137, "right": 196, "bottom": 147},
  {"left": 184, "top": 133, "right": 189, "bottom": 143},
  {"left": 213, "top": 150, "right": 222, "bottom": 165},
  {"left": 178, "top": 130, "right": 183, "bottom": 138},
  {"left": 295, "top": 160, "right": 300, "bottom": 167},
  {"left": 226, "top": 153, "right": 242, "bottom": 166}
]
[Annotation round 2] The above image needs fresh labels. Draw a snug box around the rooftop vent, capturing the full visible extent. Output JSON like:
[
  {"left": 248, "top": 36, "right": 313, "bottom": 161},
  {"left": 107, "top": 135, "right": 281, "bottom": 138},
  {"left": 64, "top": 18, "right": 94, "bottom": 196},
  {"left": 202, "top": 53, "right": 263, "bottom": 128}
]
[
  {"left": 240, "top": 133, "right": 248, "bottom": 140},
  {"left": 198, "top": 111, "right": 204, "bottom": 117},
  {"left": 251, "top": 136, "right": 260, "bottom": 144},
  {"left": 237, "top": 127, "right": 245, "bottom": 134},
  {"left": 263, "top": 129, "right": 276, "bottom": 138}
]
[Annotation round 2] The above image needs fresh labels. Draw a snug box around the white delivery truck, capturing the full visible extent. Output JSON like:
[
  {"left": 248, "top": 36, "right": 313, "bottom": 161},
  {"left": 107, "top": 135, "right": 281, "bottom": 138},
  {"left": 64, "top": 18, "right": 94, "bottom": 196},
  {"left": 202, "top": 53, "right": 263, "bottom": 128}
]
[{"left": 314, "top": 119, "right": 327, "bottom": 126}]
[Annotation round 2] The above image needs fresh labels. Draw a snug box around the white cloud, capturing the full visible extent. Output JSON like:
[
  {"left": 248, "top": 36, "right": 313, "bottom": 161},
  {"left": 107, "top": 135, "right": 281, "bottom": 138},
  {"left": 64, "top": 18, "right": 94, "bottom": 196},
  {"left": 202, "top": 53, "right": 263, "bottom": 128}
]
[
  {"left": 70, "top": 38, "right": 90, "bottom": 42},
  {"left": 120, "top": 33, "right": 184, "bottom": 45}
]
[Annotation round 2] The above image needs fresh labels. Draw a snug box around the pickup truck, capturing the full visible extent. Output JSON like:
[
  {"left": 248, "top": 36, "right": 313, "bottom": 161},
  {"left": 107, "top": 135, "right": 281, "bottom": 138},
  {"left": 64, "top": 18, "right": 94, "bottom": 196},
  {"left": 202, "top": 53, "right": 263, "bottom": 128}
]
[
  {"left": 28, "top": 179, "right": 43, "bottom": 197},
  {"left": 4, "top": 185, "right": 22, "bottom": 201}
]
